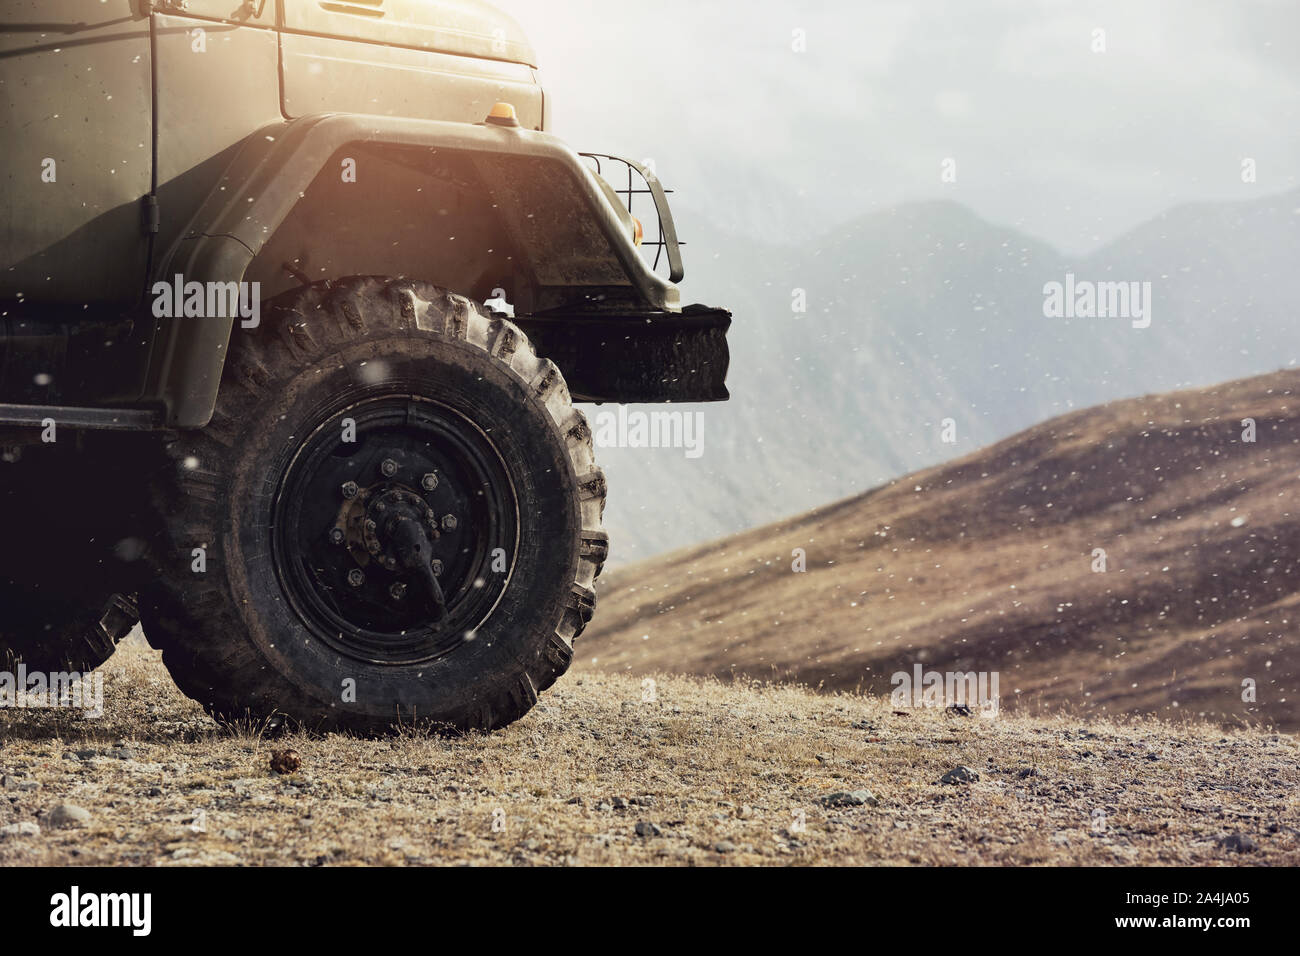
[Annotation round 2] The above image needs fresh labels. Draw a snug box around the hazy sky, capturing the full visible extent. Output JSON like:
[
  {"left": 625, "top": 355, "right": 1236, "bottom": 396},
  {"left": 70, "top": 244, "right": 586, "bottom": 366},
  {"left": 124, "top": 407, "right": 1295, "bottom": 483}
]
[{"left": 503, "top": 0, "right": 1299, "bottom": 254}]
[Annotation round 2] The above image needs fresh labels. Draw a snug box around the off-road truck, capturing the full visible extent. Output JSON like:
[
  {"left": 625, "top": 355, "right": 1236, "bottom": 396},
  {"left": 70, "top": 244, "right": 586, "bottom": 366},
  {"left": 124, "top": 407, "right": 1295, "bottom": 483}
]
[{"left": 0, "top": 0, "right": 730, "bottom": 731}]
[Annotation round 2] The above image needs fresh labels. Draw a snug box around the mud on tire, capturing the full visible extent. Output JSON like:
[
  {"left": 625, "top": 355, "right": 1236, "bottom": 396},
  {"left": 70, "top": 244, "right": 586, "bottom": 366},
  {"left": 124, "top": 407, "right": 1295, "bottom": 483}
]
[{"left": 140, "top": 277, "right": 608, "bottom": 733}]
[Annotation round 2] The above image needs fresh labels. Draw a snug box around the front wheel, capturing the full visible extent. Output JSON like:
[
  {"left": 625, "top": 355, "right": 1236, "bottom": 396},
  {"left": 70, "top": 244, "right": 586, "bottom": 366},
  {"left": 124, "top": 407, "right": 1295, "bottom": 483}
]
[{"left": 140, "top": 277, "right": 608, "bottom": 733}]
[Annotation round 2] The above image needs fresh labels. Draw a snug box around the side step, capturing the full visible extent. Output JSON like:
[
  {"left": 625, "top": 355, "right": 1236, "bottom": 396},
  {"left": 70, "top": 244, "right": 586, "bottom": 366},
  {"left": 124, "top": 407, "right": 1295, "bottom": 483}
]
[{"left": 0, "top": 403, "right": 163, "bottom": 430}]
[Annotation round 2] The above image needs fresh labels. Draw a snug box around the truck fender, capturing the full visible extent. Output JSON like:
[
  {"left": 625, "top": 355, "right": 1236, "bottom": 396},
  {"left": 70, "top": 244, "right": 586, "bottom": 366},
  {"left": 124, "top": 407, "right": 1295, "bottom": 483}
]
[{"left": 151, "top": 113, "right": 678, "bottom": 427}]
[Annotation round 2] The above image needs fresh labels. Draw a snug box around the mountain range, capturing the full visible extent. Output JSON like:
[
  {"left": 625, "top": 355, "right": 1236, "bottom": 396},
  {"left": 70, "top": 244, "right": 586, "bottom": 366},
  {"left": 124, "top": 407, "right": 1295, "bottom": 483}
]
[{"left": 589, "top": 187, "right": 1300, "bottom": 562}]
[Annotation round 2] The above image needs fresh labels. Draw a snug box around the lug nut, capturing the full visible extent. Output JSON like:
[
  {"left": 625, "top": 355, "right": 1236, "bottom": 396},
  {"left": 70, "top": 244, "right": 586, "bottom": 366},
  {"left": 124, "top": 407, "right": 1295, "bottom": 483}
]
[
  {"left": 381, "top": 458, "right": 398, "bottom": 477},
  {"left": 347, "top": 569, "right": 364, "bottom": 588},
  {"left": 389, "top": 582, "right": 407, "bottom": 600},
  {"left": 364, "top": 519, "right": 377, "bottom": 534},
  {"left": 431, "top": 559, "right": 443, "bottom": 576},
  {"left": 341, "top": 480, "right": 358, "bottom": 499},
  {"left": 367, "top": 540, "right": 381, "bottom": 555},
  {"left": 421, "top": 473, "right": 438, "bottom": 491},
  {"left": 329, "top": 528, "right": 345, "bottom": 545},
  {"left": 441, "top": 514, "right": 458, "bottom": 531}
]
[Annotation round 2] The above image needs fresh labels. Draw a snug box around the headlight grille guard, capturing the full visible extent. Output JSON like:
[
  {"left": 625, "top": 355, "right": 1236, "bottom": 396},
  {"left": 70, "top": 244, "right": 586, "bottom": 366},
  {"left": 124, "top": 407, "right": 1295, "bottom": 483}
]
[{"left": 579, "top": 152, "right": 685, "bottom": 283}]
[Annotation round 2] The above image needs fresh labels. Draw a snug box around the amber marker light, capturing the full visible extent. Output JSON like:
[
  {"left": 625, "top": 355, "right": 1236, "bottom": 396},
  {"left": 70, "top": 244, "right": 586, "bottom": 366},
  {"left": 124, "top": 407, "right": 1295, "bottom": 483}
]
[{"left": 484, "top": 102, "right": 520, "bottom": 127}]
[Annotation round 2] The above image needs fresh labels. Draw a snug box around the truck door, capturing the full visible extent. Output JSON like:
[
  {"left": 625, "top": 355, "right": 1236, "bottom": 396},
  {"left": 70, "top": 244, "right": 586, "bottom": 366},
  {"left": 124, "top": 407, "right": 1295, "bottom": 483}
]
[
  {"left": 148, "top": 0, "right": 283, "bottom": 284},
  {"left": 0, "top": 0, "right": 152, "bottom": 305}
]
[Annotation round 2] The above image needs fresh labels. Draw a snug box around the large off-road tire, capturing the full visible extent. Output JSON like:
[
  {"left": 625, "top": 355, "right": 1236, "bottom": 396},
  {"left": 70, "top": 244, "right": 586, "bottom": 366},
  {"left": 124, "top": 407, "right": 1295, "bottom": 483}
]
[
  {"left": 139, "top": 277, "right": 608, "bottom": 733},
  {"left": 0, "top": 447, "right": 140, "bottom": 672},
  {"left": 0, "top": 588, "right": 135, "bottom": 674}
]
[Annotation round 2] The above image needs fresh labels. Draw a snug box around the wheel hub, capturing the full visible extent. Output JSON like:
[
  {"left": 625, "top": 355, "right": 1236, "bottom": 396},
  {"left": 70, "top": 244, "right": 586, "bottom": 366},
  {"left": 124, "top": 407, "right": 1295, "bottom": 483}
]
[
  {"left": 271, "top": 396, "right": 518, "bottom": 665},
  {"left": 344, "top": 484, "right": 448, "bottom": 618}
]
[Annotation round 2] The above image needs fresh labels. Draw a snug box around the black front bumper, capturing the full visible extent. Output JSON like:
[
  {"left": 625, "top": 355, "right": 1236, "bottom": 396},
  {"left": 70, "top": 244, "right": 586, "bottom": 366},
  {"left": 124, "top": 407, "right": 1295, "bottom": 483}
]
[{"left": 516, "top": 304, "right": 731, "bottom": 404}]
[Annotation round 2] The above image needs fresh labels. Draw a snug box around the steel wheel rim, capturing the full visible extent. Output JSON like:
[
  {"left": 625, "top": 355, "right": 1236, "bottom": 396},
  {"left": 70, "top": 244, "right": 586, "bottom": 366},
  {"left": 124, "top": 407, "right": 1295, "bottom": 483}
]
[{"left": 271, "top": 394, "right": 519, "bottom": 665}]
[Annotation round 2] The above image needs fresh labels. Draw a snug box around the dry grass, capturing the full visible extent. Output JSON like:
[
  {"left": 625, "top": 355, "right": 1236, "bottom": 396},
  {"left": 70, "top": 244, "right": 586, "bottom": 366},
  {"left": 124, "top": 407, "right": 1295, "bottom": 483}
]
[{"left": 0, "top": 640, "right": 1296, "bottom": 866}]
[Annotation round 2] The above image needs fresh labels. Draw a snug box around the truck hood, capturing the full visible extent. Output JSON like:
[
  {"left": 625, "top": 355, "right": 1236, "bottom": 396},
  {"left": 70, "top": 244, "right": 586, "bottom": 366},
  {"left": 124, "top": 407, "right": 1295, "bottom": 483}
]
[{"left": 286, "top": 0, "right": 537, "bottom": 67}]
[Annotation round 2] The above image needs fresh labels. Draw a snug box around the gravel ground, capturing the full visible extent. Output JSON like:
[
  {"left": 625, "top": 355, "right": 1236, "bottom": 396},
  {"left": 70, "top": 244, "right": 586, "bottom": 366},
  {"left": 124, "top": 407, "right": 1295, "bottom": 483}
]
[{"left": 0, "top": 640, "right": 1296, "bottom": 866}]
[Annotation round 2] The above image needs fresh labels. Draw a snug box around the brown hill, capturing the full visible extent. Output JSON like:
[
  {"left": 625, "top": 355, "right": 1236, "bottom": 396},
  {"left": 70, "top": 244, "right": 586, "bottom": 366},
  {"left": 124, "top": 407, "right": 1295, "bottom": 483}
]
[{"left": 581, "top": 369, "right": 1300, "bottom": 729}]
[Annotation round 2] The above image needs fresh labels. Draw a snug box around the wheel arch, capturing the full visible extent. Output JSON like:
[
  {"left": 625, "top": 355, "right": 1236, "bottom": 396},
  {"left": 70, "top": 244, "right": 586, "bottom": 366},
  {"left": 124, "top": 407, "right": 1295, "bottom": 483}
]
[{"left": 149, "top": 114, "right": 680, "bottom": 428}]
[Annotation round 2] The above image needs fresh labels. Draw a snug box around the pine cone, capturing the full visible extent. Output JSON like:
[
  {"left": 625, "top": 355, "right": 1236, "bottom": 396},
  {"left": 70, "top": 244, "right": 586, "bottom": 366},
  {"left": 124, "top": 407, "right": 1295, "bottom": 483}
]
[{"left": 270, "top": 748, "right": 301, "bottom": 774}]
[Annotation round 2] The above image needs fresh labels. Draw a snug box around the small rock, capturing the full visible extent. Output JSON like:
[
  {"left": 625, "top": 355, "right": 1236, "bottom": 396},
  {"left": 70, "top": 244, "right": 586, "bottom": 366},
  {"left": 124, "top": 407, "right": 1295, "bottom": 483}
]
[
  {"left": 819, "top": 789, "right": 878, "bottom": 807},
  {"left": 940, "top": 766, "right": 980, "bottom": 785},
  {"left": 611, "top": 796, "right": 629, "bottom": 809},
  {"left": 714, "top": 840, "right": 737, "bottom": 853},
  {"left": 1017, "top": 767, "right": 1038, "bottom": 778},
  {"left": 270, "top": 748, "right": 301, "bottom": 775},
  {"left": 1218, "top": 833, "right": 1257, "bottom": 854},
  {"left": 75, "top": 749, "right": 99, "bottom": 760},
  {"left": 634, "top": 821, "right": 662, "bottom": 837},
  {"left": 166, "top": 849, "right": 242, "bottom": 866},
  {"left": 0, "top": 822, "right": 40, "bottom": 838},
  {"left": 47, "top": 804, "right": 92, "bottom": 828},
  {"left": 109, "top": 748, "right": 135, "bottom": 760}
]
